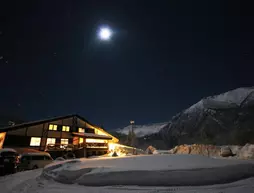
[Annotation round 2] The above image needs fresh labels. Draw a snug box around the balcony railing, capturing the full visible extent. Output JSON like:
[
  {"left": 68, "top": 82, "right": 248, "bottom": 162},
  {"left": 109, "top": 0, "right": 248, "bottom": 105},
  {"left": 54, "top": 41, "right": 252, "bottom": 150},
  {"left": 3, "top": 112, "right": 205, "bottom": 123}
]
[
  {"left": 46, "top": 143, "right": 84, "bottom": 151},
  {"left": 86, "top": 143, "right": 108, "bottom": 149},
  {"left": 45, "top": 143, "right": 108, "bottom": 151}
]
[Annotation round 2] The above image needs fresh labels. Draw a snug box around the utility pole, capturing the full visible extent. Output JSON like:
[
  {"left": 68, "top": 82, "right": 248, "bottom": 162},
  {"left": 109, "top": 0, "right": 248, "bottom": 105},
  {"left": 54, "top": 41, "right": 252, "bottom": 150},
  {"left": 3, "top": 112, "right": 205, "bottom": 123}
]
[{"left": 130, "top": 120, "right": 135, "bottom": 154}]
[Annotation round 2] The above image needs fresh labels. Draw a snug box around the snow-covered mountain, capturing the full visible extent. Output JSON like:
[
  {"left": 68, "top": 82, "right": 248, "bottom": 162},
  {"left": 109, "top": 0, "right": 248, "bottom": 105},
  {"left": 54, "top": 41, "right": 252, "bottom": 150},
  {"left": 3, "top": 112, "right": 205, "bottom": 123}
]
[
  {"left": 160, "top": 87, "right": 254, "bottom": 148},
  {"left": 184, "top": 87, "right": 254, "bottom": 113},
  {"left": 116, "top": 122, "right": 169, "bottom": 137},
  {"left": 114, "top": 87, "right": 254, "bottom": 149}
]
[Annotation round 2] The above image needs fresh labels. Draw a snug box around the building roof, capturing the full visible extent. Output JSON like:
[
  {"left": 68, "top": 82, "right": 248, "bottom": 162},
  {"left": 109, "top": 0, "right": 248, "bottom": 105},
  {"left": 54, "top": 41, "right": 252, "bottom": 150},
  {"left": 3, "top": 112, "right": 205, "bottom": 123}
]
[
  {"left": 1, "top": 114, "right": 94, "bottom": 131},
  {"left": 0, "top": 114, "right": 119, "bottom": 142},
  {"left": 0, "top": 114, "right": 73, "bottom": 132},
  {"left": 0, "top": 114, "right": 97, "bottom": 131}
]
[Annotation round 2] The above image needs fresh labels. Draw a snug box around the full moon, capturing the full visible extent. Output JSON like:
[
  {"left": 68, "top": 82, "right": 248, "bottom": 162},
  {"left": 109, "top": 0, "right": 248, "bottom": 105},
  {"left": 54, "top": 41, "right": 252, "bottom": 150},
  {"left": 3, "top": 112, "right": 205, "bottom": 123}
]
[{"left": 98, "top": 27, "right": 112, "bottom": 40}]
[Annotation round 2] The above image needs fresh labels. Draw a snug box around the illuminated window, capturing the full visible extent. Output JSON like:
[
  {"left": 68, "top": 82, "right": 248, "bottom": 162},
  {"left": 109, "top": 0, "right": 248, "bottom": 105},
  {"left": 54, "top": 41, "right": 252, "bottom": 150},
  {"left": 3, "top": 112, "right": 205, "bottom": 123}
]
[
  {"left": 49, "top": 124, "right": 57, "bottom": 131},
  {"left": 79, "top": 138, "right": 84, "bottom": 144},
  {"left": 62, "top": 126, "right": 70, "bottom": 132},
  {"left": 30, "top": 137, "right": 41, "bottom": 146},
  {"left": 86, "top": 138, "right": 107, "bottom": 143},
  {"left": 78, "top": 128, "right": 85, "bottom": 133},
  {"left": 46, "top": 138, "right": 56, "bottom": 145},
  {"left": 61, "top": 138, "right": 69, "bottom": 145}
]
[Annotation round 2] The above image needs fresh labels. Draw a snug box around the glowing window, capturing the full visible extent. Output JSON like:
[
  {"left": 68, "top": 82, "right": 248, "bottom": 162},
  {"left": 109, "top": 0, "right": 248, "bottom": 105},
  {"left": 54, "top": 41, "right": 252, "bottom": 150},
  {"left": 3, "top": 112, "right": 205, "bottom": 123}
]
[
  {"left": 78, "top": 128, "right": 85, "bottom": 133},
  {"left": 79, "top": 138, "right": 84, "bottom": 144},
  {"left": 61, "top": 138, "right": 69, "bottom": 145},
  {"left": 30, "top": 137, "right": 41, "bottom": 146},
  {"left": 86, "top": 138, "right": 107, "bottom": 143},
  {"left": 49, "top": 124, "right": 57, "bottom": 131},
  {"left": 62, "top": 126, "right": 70, "bottom": 132},
  {"left": 46, "top": 138, "right": 56, "bottom": 145}
]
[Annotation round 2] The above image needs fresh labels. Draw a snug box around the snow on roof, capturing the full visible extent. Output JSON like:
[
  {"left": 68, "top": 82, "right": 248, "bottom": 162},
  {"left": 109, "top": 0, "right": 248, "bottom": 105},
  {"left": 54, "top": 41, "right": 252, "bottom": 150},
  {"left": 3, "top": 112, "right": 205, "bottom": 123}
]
[
  {"left": 0, "top": 148, "right": 17, "bottom": 153},
  {"left": 21, "top": 152, "right": 51, "bottom": 156}
]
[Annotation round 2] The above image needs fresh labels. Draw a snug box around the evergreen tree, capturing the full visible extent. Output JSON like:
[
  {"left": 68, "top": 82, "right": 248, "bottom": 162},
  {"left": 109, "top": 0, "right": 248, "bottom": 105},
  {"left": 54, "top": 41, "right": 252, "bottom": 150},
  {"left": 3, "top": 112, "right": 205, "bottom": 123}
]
[
  {"left": 130, "top": 129, "right": 136, "bottom": 147},
  {"left": 126, "top": 129, "right": 132, "bottom": 146}
]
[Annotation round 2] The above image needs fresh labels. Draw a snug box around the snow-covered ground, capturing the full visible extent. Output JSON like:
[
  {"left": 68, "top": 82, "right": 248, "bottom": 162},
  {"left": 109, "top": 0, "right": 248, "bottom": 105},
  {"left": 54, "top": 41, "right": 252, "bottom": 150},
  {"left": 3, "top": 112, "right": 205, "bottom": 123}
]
[
  {"left": 1, "top": 155, "right": 254, "bottom": 193},
  {"left": 116, "top": 122, "right": 169, "bottom": 137}
]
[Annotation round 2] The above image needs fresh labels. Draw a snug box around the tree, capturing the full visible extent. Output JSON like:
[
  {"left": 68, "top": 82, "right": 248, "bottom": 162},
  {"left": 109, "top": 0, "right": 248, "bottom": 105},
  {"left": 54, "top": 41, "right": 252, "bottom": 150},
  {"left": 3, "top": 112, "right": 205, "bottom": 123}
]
[
  {"left": 125, "top": 130, "right": 132, "bottom": 146},
  {"left": 125, "top": 128, "right": 137, "bottom": 147},
  {"left": 130, "top": 129, "right": 137, "bottom": 147}
]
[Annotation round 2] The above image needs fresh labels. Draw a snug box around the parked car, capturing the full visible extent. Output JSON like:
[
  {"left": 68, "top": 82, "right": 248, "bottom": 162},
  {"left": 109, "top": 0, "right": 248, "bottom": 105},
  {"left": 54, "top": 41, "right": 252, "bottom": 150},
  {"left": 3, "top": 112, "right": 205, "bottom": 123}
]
[
  {"left": 18, "top": 152, "right": 53, "bottom": 170},
  {"left": 0, "top": 148, "right": 19, "bottom": 175}
]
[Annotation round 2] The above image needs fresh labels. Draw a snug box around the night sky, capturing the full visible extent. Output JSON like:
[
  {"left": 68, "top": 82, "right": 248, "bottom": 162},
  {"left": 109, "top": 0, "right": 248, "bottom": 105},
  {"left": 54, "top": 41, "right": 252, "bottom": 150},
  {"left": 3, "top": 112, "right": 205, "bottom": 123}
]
[{"left": 0, "top": 1, "right": 254, "bottom": 129}]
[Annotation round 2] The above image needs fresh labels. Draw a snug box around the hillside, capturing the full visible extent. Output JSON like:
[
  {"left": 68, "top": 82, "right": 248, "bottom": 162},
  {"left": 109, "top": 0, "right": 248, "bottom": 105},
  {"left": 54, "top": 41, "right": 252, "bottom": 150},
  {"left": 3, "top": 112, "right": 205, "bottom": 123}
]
[{"left": 160, "top": 87, "right": 254, "bottom": 148}]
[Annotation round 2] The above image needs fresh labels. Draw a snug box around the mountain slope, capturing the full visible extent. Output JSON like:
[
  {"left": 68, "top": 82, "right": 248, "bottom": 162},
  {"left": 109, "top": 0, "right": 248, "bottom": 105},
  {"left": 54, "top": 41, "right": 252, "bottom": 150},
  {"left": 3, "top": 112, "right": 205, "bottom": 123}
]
[
  {"left": 160, "top": 87, "right": 254, "bottom": 148},
  {"left": 116, "top": 122, "right": 169, "bottom": 137},
  {"left": 111, "top": 123, "right": 170, "bottom": 149}
]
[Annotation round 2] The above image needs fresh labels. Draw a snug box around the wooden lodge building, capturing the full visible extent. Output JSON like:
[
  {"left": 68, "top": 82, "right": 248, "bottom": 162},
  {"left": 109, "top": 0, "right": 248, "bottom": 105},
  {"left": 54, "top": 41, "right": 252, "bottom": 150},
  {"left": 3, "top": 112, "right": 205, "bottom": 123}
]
[{"left": 0, "top": 114, "right": 119, "bottom": 158}]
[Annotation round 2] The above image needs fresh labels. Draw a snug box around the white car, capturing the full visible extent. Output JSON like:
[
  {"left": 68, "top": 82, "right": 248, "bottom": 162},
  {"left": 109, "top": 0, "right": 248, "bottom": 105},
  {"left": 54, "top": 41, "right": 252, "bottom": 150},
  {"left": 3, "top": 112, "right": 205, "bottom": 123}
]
[{"left": 18, "top": 152, "right": 53, "bottom": 170}]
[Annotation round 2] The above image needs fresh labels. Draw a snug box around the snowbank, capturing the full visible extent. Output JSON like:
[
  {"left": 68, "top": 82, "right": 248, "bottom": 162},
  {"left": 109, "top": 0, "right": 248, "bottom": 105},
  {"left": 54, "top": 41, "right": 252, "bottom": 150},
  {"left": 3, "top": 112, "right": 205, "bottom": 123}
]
[
  {"left": 0, "top": 168, "right": 42, "bottom": 193},
  {"left": 170, "top": 144, "right": 254, "bottom": 159},
  {"left": 42, "top": 154, "right": 254, "bottom": 186},
  {"left": 145, "top": 145, "right": 172, "bottom": 155},
  {"left": 153, "top": 150, "right": 171, "bottom": 154},
  {"left": 239, "top": 144, "right": 254, "bottom": 159},
  {"left": 145, "top": 145, "right": 156, "bottom": 154},
  {"left": 171, "top": 144, "right": 221, "bottom": 157},
  {"left": 1, "top": 155, "right": 254, "bottom": 193},
  {"left": 1, "top": 170, "right": 254, "bottom": 193}
]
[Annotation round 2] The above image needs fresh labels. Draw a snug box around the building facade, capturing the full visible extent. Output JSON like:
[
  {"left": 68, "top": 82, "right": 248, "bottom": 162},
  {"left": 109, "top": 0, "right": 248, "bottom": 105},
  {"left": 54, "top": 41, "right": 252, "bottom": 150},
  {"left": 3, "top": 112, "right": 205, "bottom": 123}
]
[{"left": 0, "top": 114, "right": 119, "bottom": 158}]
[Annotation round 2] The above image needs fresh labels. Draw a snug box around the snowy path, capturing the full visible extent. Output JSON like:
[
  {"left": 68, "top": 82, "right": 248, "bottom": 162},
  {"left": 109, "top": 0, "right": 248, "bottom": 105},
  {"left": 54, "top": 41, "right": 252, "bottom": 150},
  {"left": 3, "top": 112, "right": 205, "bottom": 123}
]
[
  {"left": 1, "top": 155, "right": 254, "bottom": 193},
  {"left": 0, "top": 169, "right": 42, "bottom": 193},
  {"left": 1, "top": 172, "right": 254, "bottom": 193}
]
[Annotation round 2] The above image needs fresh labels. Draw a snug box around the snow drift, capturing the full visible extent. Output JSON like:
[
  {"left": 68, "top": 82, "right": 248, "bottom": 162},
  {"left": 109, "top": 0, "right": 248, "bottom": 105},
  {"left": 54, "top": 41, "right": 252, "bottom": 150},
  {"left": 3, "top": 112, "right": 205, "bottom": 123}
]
[{"left": 42, "top": 154, "right": 254, "bottom": 186}]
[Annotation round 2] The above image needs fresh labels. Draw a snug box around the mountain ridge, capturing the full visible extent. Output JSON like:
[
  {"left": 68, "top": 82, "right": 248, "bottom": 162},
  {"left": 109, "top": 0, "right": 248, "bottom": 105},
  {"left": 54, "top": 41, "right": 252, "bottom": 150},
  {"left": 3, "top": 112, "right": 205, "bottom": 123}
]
[
  {"left": 159, "top": 87, "right": 254, "bottom": 148},
  {"left": 116, "top": 122, "right": 169, "bottom": 138},
  {"left": 115, "top": 87, "right": 254, "bottom": 149}
]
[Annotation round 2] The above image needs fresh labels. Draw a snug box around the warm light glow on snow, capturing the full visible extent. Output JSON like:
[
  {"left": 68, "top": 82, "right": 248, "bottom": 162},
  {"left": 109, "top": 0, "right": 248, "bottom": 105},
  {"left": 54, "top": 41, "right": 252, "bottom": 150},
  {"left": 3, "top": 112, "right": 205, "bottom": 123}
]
[
  {"left": 108, "top": 143, "right": 136, "bottom": 157},
  {"left": 109, "top": 143, "right": 116, "bottom": 151}
]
